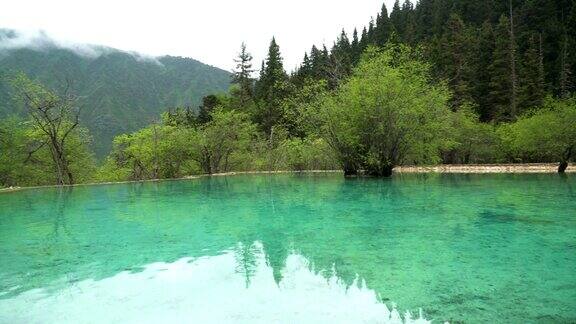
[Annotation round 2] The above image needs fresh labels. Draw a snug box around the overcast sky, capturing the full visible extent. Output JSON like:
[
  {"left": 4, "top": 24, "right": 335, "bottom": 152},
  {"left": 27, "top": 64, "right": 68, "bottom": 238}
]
[{"left": 1, "top": 0, "right": 396, "bottom": 72}]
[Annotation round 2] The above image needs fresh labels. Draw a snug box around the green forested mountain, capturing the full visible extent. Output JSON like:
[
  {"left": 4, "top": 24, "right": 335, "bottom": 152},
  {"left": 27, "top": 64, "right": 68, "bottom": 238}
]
[{"left": 0, "top": 29, "right": 231, "bottom": 156}]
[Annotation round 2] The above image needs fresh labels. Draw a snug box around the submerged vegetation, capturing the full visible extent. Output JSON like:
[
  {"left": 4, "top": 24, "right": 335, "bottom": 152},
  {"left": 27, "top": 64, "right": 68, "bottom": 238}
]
[{"left": 1, "top": 0, "right": 575, "bottom": 186}]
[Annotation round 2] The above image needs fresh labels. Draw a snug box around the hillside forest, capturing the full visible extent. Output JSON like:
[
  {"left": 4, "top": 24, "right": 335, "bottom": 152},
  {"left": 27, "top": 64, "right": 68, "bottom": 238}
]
[{"left": 0, "top": 0, "right": 575, "bottom": 186}]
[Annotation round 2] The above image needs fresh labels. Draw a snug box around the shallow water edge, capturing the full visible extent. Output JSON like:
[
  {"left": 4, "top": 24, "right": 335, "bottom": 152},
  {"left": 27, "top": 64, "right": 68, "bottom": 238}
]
[{"left": 0, "top": 163, "right": 573, "bottom": 194}]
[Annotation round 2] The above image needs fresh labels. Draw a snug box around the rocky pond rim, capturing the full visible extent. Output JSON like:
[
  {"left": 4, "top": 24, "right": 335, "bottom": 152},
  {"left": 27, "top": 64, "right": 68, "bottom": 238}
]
[{"left": 0, "top": 164, "right": 573, "bottom": 194}]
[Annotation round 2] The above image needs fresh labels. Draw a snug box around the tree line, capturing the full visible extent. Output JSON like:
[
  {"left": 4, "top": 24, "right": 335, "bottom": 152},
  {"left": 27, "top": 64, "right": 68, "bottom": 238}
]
[{"left": 0, "top": 0, "right": 575, "bottom": 186}]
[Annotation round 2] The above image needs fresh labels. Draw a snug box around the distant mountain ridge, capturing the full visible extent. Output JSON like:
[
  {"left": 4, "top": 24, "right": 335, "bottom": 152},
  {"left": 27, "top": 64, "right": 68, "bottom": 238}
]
[{"left": 0, "top": 29, "right": 232, "bottom": 157}]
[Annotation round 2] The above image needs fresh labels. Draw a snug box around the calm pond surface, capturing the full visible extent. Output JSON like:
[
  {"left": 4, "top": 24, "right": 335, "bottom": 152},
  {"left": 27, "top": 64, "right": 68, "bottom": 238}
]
[{"left": 0, "top": 173, "right": 575, "bottom": 323}]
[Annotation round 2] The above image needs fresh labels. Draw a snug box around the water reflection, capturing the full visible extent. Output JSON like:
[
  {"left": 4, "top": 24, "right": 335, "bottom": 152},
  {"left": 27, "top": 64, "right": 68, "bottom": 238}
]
[{"left": 0, "top": 242, "right": 428, "bottom": 324}]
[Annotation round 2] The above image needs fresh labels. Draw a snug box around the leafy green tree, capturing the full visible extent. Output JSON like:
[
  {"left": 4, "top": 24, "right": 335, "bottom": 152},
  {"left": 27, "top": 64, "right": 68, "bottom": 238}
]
[
  {"left": 198, "top": 94, "right": 224, "bottom": 124},
  {"left": 11, "top": 74, "right": 95, "bottom": 185},
  {"left": 499, "top": 97, "right": 576, "bottom": 172},
  {"left": 162, "top": 106, "right": 197, "bottom": 128},
  {"left": 273, "top": 137, "right": 338, "bottom": 171},
  {"left": 307, "top": 46, "right": 452, "bottom": 177},
  {"left": 190, "top": 109, "right": 257, "bottom": 174},
  {"left": 0, "top": 117, "right": 30, "bottom": 187},
  {"left": 443, "top": 106, "right": 502, "bottom": 164},
  {"left": 103, "top": 124, "right": 196, "bottom": 181}
]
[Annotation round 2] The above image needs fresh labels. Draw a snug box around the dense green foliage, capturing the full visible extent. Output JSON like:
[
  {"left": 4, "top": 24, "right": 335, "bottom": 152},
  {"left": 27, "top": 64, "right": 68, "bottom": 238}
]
[
  {"left": 0, "top": 29, "right": 231, "bottom": 157},
  {"left": 0, "top": 78, "right": 95, "bottom": 187},
  {"left": 1, "top": 1, "right": 575, "bottom": 186},
  {"left": 499, "top": 98, "right": 576, "bottom": 172},
  {"left": 304, "top": 47, "right": 452, "bottom": 176},
  {"left": 293, "top": 0, "right": 575, "bottom": 122}
]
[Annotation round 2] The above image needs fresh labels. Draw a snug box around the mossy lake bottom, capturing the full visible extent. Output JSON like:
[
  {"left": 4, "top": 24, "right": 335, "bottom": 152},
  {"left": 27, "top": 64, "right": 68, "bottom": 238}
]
[{"left": 0, "top": 173, "right": 574, "bottom": 323}]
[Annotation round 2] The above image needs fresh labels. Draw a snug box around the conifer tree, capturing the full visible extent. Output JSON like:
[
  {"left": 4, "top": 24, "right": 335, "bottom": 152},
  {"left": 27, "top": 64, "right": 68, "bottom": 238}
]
[
  {"left": 367, "top": 18, "right": 376, "bottom": 44},
  {"left": 390, "top": 0, "right": 402, "bottom": 37},
  {"left": 519, "top": 34, "right": 546, "bottom": 109},
  {"left": 473, "top": 21, "right": 496, "bottom": 121},
  {"left": 351, "top": 28, "right": 361, "bottom": 65},
  {"left": 328, "top": 29, "right": 353, "bottom": 86},
  {"left": 401, "top": 0, "right": 416, "bottom": 44},
  {"left": 309, "top": 45, "right": 328, "bottom": 81},
  {"left": 440, "top": 13, "right": 472, "bottom": 109},
  {"left": 254, "top": 37, "right": 288, "bottom": 135},
  {"left": 359, "top": 27, "right": 369, "bottom": 52},
  {"left": 489, "top": 15, "right": 519, "bottom": 121},
  {"left": 232, "top": 42, "right": 255, "bottom": 107},
  {"left": 374, "top": 4, "right": 393, "bottom": 46}
]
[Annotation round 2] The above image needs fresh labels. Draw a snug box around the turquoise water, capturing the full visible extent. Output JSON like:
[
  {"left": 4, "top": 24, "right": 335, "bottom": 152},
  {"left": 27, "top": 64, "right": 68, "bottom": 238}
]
[{"left": 0, "top": 173, "right": 575, "bottom": 323}]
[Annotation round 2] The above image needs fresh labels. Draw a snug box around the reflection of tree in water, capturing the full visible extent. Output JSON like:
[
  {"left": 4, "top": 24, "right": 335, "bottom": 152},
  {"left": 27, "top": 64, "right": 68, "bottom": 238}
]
[
  {"left": 234, "top": 240, "right": 260, "bottom": 287},
  {"left": 48, "top": 187, "right": 76, "bottom": 245},
  {"left": 559, "top": 173, "right": 575, "bottom": 199}
]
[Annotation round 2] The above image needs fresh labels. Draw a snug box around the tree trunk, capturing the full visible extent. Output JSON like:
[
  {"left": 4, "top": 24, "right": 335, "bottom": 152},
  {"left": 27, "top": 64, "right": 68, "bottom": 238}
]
[
  {"left": 559, "top": 161, "right": 568, "bottom": 173},
  {"left": 343, "top": 160, "right": 358, "bottom": 177},
  {"left": 381, "top": 165, "right": 394, "bottom": 177},
  {"left": 559, "top": 146, "right": 573, "bottom": 173},
  {"left": 367, "top": 164, "right": 394, "bottom": 177}
]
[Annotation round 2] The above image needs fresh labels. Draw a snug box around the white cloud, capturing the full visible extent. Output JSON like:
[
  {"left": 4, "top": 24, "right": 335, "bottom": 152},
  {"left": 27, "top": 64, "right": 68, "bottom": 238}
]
[{"left": 0, "top": 0, "right": 396, "bottom": 72}]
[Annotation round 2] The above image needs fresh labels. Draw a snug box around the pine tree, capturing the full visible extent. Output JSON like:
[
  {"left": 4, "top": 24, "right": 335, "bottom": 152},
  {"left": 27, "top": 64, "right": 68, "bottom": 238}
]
[
  {"left": 351, "top": 28, "right": 361, "bottom": 65},
  {"left": 232, "top": 42, "right": 255, "bottom": 107},
  {"left": 559, "top": 34, "right": 572, "bottom": 98},
  {"left": 309, "top": 45, "right": 328, "bottom": 80},
  {"left": 441, "top": 13, "right": 472, "bottom": 109},
  {"left": 328, "top": 29, "right": 353, "bottom": 86},
  {"left": 519, "top": 34, "right": 546, "bottom": 109},
  {"left": 489, "top": 14, "right": 518, "bottom": 121},
  {"left": 198, "top": 95, "right": 221, "bottom": 124},
  {"left": 390, "top": 0, "right": 402, "bottom": 37},
  {"left": 367, "top": 18, "right": 376, "bottom": 44},
  {"left": 254, "top": 37, "right": 288, "bottom": 135},
  {"left": 401, "top": 0, "right": 416, "bottom": 44},
  {"left": 374, "top": 4, "right": 393, "bottom": 46},
  {"left": 414, "top": 0, "right": 434, "bottom": 41},
  {"left": 473, "top": 21, "right": 496, "bottom": 121},
  {"left": 359, "top": 27, "right": 369, "bottom": 52},
  {"left": 292, "top": 53, "right": 313, "bottom": 87}
]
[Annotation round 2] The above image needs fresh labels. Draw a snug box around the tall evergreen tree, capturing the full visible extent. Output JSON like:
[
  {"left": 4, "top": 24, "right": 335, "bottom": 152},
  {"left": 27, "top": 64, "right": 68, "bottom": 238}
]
[
  {"left": 198, "top": 95, "right": 221, "bottom": 124},
  {"left": 489, "top": 14, "right": 519, "bottom": 121},
  {"left": 232, "top": 42, "right": 255, "bottom": 107},
  {"left": 328, "top": 29, "right": 353, "bottom": 88},
  {"left": 473, "top": 21, "right": 497, "bottom": 121},
  {"left": 401, "top": 0, "right": 417, "bottom": 44},
  {"left": 359, "top": 27, "right": 369, "bottom": 52},
  {"left": 440, "top": 13, "right": 472, "bottom": 109},
  {"left": 520, "top": 34, "right": 546, "bottom": 109},
  {"left": 374, "top": 4, "right": 393, "bottom": 46},
  {"left": 351, "top": 28, "right": 361, "bottom": 64},
  {"left": 254, "top": 37, "right": 288, "bottom": 135},
  {"left": 390, "top": 0, "right": 402, "bottom": 37},
  {"left": 309, "top": 45, "right": 329, "bottom": 81}
]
